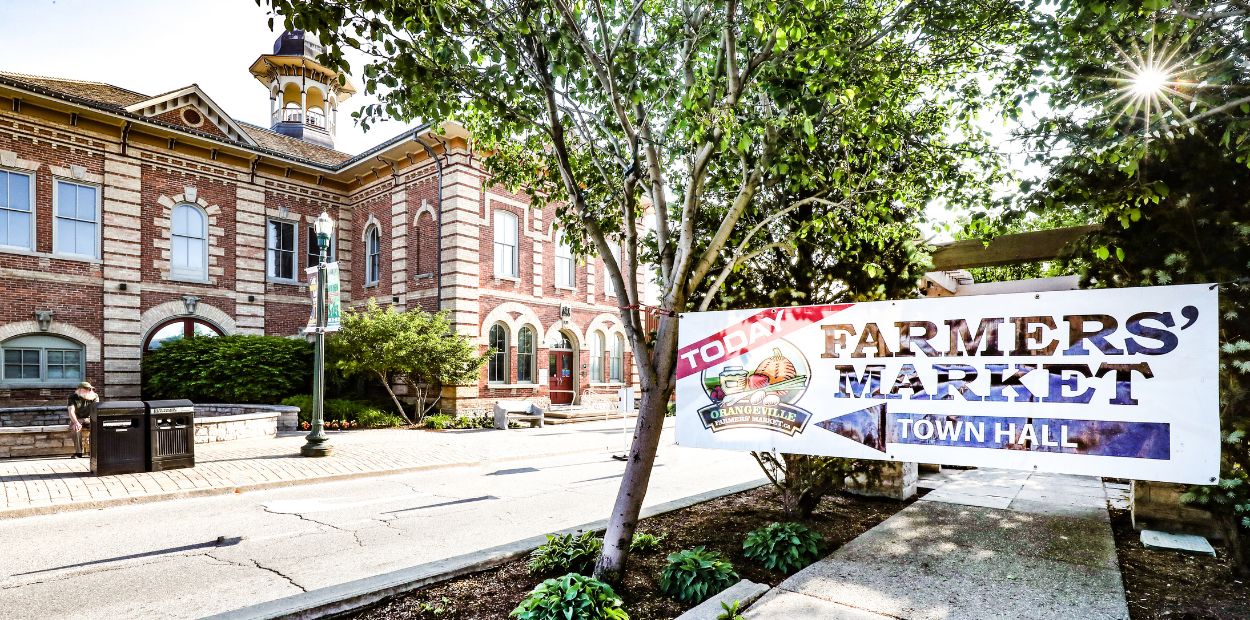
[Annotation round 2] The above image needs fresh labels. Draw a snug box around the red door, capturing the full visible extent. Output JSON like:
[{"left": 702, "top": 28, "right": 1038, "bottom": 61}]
[{"left": 549, "top": 351, "right": 574, "bottom": 405}]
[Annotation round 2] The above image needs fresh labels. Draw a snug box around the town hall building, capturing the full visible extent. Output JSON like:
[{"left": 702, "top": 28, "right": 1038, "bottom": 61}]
[{"left": 0, "top": 30, "right": 634, "bottom": 414}]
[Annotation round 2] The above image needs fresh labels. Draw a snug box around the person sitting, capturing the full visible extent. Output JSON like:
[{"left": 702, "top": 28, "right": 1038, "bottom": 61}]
[{"left": 66, "top": 381, "right": 98, "bottom": 459}]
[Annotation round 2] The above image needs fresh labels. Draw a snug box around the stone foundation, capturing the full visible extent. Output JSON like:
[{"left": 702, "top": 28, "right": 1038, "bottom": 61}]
[
  {"left": 193, "top": 412, "right": 279, "bottom": 443},
  {"left": 0, "top": 426, "right": 90, "bottom": 458},
  {"left": 1131, "top": 480, "right": 1220, "bottom": 539},
  {"left": 843, "top": 461, "right": 918, "bottom": 500}
]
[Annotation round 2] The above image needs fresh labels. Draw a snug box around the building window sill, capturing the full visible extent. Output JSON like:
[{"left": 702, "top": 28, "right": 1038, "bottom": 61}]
[
  {"left": 493, "top": 275, "right": 521, "bottom": 283},
  {"left": 169, "top": 275, "right": 211, "bottom": 285},
  {"left": 268, "top": 277, "right": 302, "bottom": 286},
  {"left": 589, "top": 382, "right": 626, "bottom": 388},
  {"left": 554, "top": 284, "right": 577, "bottom": 292},
  {"left": 0, "top": 381, "right": 80, "bottom": 390},
  {"left": 487, "top": 383, "right": 540, "bottom": 389}
]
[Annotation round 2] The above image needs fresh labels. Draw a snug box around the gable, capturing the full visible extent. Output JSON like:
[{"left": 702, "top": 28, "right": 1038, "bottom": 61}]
[
  {"left": 125, "top": 85, "right": 257, "bottom": 146},
  {"left": 149, "top": 105, "right": 230, "bottom": 139}
]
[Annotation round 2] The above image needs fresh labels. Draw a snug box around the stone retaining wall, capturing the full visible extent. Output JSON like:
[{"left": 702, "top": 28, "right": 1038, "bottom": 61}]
[
  {"left": 1131, "top": 480, "right": 1220, "bottom": 539},
  {"left": 0, "top": 427, "right": 90, "bottom": 459},
  {"left": 194, "top": 412, "right": 279, "bottom": 443}
]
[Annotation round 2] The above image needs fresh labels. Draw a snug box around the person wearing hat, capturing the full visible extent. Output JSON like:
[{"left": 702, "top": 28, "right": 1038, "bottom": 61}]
[{"left": 66, "top": 381, "right": 98, "bottom": 459}]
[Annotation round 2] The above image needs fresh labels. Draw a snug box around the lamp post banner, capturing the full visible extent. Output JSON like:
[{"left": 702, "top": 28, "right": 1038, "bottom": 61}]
[
  {"left": 304, "top": 262, "right": 342, "bottom": 333},
  {"left": 674, "top": 284, "right": 1220, "bottom": 484}
]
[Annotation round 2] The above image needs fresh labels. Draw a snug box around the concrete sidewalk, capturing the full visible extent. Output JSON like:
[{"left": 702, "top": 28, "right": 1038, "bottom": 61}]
[
  {"left": 746, "top": 468, "right": 1130, "bottom": 619},
  {"left": 0, "top": 418, "right": 644, "bottom": 518}
]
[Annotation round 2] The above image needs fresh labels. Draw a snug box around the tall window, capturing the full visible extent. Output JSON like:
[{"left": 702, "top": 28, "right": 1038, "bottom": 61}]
[
  {"left": 554, "top": 229, "right": 575, "bottom": 289},
  {"left": 1, "top": 335, "right": 85, "bottom": 386},
  {"left": 54, "top": 180, "right": 99, "bottom": 259},
  {"left": 517, "top": 326, "right": 535, "bottom": 384},
  {"left": 0, "top": 170, "right": 33, "bottom": 250},
  {"left": 493, "top": 210, "right": 518, "bottom": 278},
  {"left": 591, "top": 331, "right": 606, "bottom": 383},
  {"left": 365, "top": 225, "right": 381, "bottom": 285},
  {"left": 267, "top": 219, "right": 297, "bottom": 280},
  {"left": 611, "top": 333, "right": 625, "bottom": 382},
  {"left": 488, "top": 323, "right": 509, "bottom": 383},
  {"left": 603, "top": 244, "right": 621, "bottom": 297},
  {"left": 307, "top": 224, "right": 334, "bottom": 269},
  {"left": 171, "top": 204, "right": 208, "bottom": 281}
]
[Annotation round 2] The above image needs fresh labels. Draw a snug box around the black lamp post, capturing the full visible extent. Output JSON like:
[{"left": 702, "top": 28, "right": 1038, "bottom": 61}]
[{"left": 301, "top": 211, "right": 334, "bottom": 457}]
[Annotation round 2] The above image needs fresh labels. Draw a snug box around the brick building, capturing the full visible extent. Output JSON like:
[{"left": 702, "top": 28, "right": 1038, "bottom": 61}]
[{"left": 0, "top": 31, "right": 634, "bottom": 413}]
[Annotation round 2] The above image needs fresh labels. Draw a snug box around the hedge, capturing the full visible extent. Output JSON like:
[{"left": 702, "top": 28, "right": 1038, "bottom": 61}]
[{"left": 142, "top": 335, "right": 311, "bottom": 403}]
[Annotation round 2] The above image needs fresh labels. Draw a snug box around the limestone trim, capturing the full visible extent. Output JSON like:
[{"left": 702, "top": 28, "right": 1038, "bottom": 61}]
[
  {"left": 0, "top": 320, "right": 102, "bottom": 363},
  {"left": 543, "top": 317, "right": 585, "bottom": 353},
  {"left": 413, "top": 199, "right": 438, "bottom": 227},
  {"left": 478, "top": 301, "right": 545, "bottom": 347},
  {"left": 586, "top": 312, "right": 628, "bottom": 343},
  {"left": 140, "top": 300, "right": 237, "bottom": 340}
]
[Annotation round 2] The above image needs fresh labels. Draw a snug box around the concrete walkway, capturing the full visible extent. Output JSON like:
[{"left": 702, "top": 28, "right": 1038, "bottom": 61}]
[
  {"left": 746, "top": 468, "right": 1130, "bottom": 620},
  {"left": 0, "top": 417, "right": 645, "bottom": 518}
]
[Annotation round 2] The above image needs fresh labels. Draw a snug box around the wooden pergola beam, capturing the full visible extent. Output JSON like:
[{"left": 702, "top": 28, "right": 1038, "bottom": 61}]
[{"left": 929, "top": 225, "right": 1100, "bottom": 271}]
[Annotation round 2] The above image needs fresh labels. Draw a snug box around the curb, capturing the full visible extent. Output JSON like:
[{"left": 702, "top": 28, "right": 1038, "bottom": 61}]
[
  {"left": 0, "top": 443, "right": 634, "bottom": 521},
  {"left": 206, "top": 477, "right": 770, "bottom": 620}
]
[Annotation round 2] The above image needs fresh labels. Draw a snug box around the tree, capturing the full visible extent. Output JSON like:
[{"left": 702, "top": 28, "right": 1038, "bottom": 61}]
[
  {"left": 981, "top": 2, "right": 1250, "bottom": 572},
  {"left": 329, "top": 299, "right": 487, "bottom": 423},
  {"left": 265, "top": 0, "right": 1034, "bottom": 582}
]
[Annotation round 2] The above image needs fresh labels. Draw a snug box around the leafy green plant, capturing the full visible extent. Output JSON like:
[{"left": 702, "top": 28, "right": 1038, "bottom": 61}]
[
  {"left": 742, "top": 522, "right": 823, "bottom": 573},
  {"left": 629, "top": 531, "right": 666, "bottom": 554},
  {"left": 143, "top": 335, "right": 311, "bottom": 403},
  {"left": 665, "top": 402, "right": 676, "bottom": 417},
  {"left": 717, "top": 600, "right": 744, "bottom": 620},
  {"left": 423, "top": 414, "right": 454, "bottom": 429},
  {"left": 659, "top": 547, "right": 739, "bottom": 604},
  {"left": 511, "top": 573, "right": 628, "bottom": 620},
  {"left": 354, "top": 408, "right": 406, "bottom": 428},
  {"left": 528, "top": 531, "right": 603, "bottom": 576}
]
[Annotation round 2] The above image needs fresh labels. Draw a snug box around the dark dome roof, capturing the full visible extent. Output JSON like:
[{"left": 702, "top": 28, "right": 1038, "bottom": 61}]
[{"left": 272, "top": 30, "right": 322, "bottom": 58}]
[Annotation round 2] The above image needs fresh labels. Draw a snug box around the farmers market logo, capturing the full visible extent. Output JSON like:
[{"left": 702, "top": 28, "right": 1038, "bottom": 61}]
[{"left": 699, "top": 340, "right": 812, "bottom": 436}]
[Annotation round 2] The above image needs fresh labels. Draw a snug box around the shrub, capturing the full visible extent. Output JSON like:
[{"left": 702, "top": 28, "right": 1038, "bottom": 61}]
[
  {"left": 355, "top": 408, "right": 406, "bottom": 428},
  {"left": 528, "top": 531, "right": 603, "bottom": 576},
  {"left": 510, "top": 573, "right": 628, "bottom": 620},
  {"left": 659, "top": 547, "right": 739, "bottom": 604},
  {"left": 423, "top": 414, "right": 454, "bottom": 429},
  {"left": 717, "top": 600, "right": 744, "bottom": 620},
  {"left": 666, "top": 401, "right": 676, "bottom": 417},
  {"left": 742, "top": 522, "right": 823, "bottom": 573},
  {"left": 144, "top": 335, "right": 311, "bottom": 403},
  {"left": 629, "top": 531, "right": 666, "bottom": 553},
  {"left": 424, "top": 414, "right": 495, "bottom": 430}
]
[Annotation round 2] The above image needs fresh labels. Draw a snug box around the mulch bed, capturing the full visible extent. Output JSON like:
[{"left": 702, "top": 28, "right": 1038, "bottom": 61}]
[
  {"left": 353, "top": 485, "right": 913, "bottom": 620},
  {"left": 1110, "top": 507, "right": 1250, "bottom": 619}
]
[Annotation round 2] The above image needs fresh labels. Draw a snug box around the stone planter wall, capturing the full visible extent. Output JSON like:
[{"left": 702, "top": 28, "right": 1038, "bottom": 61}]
[
  {"left": 1131, "top": 480, "right": 1221, "bottom": 539},
  {"left": 843, "top": 461, "right": 918, "bottom": 501}
]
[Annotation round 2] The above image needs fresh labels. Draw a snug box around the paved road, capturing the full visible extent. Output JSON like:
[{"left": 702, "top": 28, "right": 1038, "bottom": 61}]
[{"left": 0, "top": 425, "right": 763, "bottom": 620}]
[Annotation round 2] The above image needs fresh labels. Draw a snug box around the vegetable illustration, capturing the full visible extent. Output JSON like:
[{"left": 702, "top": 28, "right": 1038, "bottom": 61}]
[{"left": 754, "top": 348, "right": 797, "bottom": 384}]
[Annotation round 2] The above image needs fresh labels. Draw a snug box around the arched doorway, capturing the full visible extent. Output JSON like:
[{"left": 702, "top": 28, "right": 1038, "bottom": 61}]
[
  {"left": 548, "top": 330, "right": 577, "bottom": 405},
  {"left": 144, "top": 318, "right": 223, "bottom": 351}
]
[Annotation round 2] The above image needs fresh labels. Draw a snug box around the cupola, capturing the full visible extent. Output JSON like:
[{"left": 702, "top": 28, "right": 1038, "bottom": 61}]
[{"left": 248, "top": 30, "right": 356, "bottom": 148}]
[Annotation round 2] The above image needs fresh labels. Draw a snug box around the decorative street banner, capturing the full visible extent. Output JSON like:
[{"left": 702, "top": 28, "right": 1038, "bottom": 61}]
[
  {"left": 674, "top": 284, "right": 1219, "bottom": 484},
  {"left": 304, "top": 262, "right": 342, "bottom": 333}
]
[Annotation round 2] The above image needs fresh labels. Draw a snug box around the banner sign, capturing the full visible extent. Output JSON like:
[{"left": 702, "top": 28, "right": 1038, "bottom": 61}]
[
  {"left": 674, "top": 284, "right": 1219, "bottom": 484},
  {"left": 305, "top": 262, "right": 342, "bottom": 333}
]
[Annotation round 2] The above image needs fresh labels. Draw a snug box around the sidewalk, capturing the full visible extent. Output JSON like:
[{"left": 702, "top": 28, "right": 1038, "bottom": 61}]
[
  {"left": 746, "top": 468, "right": 1130, "bottom": 619},
  {"left": 0, "top": 418, "right": 643, "bottom": 518}
]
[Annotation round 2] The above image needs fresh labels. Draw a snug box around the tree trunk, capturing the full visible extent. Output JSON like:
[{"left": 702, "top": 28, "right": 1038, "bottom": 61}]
[
  {"left": 376, "top": 370, "right": 414, "bottom": 424},
  {"left": 1221, "top": 515, "right": 1250, "bottom": 578},
  {"left": 593, "top": 384, "right": 673, "bottom": 583}
]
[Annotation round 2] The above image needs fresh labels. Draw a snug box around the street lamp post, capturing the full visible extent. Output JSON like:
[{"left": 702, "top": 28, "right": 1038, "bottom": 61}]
[{"left": 302, "top": 211, "right": 335, "bottom": 457}]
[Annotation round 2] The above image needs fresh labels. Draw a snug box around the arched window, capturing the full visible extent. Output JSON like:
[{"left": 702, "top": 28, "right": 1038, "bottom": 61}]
[
  {"left": 1, "top": 334, "right": 85, "bottom": 386},
  {"left": 611, "top": 333, "right": 625, "bottom": 382},
  {"left": 493, "top": 210, "right": 519, "bottom": 278},
  {"left": 365, "top": 225, "right": 381, "bottom": 285},
  {"left": 487, "top": 323, "right": 509, "bottom": 384},
  {"left": 171, "top": 204, "right": 208, "bottom": 281},
  {"left": 554, "top": 229, "right": 575, "bottom": 289},
  {"left": 144, "top": 318, "right": 222, "bottom": 352},
  {"left": 591, "top": 330, "right": 606, "bottom": 383},
  {"left": 517, "top": 326, "right": 535, "bottom": 384}
]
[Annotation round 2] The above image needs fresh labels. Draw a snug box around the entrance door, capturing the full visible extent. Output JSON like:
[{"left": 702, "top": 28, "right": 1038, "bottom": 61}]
[{"left": 549, "top": 350, "right": 574, "bottom": 405}]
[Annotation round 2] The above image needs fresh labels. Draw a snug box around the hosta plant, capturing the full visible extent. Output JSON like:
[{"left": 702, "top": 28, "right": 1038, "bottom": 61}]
[
  {"left": 659, "top": 547, "right": 739, "bottom": 604},
  {"left": 742, "top": 521, "right": 823, "bottom": 573},
  {"left": 527, "top": 531, "right": 603, "bottom": 576},
  {"left": 629, "top": 531, "right": 666, "bottom": 553},
  {"left": 511, "top": 573, "right": 629, "bottom": 620}
]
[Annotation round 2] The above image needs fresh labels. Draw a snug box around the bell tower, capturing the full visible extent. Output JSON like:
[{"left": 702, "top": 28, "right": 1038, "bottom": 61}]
[{"left": 248, "top": 30, "right": 356, "bottom": 149}]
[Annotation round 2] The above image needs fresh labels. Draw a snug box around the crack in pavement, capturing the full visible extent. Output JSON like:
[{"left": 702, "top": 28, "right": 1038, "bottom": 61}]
[{"left": 204, "top": 553, "right": 306, "bottom": 593}]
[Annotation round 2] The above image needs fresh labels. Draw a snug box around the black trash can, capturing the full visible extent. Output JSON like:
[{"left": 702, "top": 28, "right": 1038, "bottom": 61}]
[
  {"left": 147, "top": 399, "right": 195, "bottom": 471},
  {"left": 90, "top": 401, "right": 148, "bottom": 476}
]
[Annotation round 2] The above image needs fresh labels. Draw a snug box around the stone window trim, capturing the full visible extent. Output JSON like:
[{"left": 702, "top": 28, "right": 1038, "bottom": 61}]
[
  {"left": 492, "top": 209, "right": 520, "bottom": 279},
  {"left": 140, "top": 299, "right": 237, "bottom": 341},
  {"left": 0, "top": 167, "right": 35, "bottom": 252},
  {"left": 363, "top": 222, "right": 382, "bottom": 286},
  {"left": 169, "top": 203, "right": 210, "bottom": 283},
  {"left": 553, "top": 226, "right": 577, "bottom": 290},
  {"left": 266, "top": 217, "right": 301, "bottom": 284},
  {"left": 0, "top": 335, "right": 86, "bottom": 389},
  {"left": 0, "top": 320, "right": 101, "bottom": 364},
  {"left": 51, "top": 177, "right": 101, "bottom": 261},
  {"left": 156, "top": 192, "right": 222, "bottom": 286}
]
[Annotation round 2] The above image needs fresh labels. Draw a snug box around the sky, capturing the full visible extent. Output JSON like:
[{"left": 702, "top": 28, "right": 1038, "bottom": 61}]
[{"left": 0, "top": 0, "right": 420, "bottom": 155}]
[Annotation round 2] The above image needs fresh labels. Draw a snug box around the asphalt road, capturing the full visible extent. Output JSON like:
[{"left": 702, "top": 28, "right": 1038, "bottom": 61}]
[{"left": 0, "top": 428, "right": 763, "bottom": 619}]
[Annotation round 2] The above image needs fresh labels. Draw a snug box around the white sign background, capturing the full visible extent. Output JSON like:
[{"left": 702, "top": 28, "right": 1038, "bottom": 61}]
[{"left": 675, "top": 284, "right": 1220, "bottom": 484}]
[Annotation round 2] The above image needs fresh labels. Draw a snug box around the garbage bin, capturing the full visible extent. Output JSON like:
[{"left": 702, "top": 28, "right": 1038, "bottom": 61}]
[
  {"left": 147, "top": 399, "right": 195, "bottom": 471},
  {"left": 90, "top": 401, "right": 148, "bottom": 476}
]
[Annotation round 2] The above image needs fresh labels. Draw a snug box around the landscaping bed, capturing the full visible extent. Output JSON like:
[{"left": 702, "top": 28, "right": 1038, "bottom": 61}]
[
  {"left": 1110, "top": 507, "right": 1250, "bottom": 619},
  {"left": 353, "top": 485, "right": 914, "bottom": 620}
]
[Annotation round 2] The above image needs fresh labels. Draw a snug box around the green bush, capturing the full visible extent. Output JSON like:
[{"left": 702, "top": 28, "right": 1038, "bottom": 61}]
[
  {"left": 424, "top": 414, "right": 454, "bottom": 429},
  {"left": 424, "top": 414, "right": 495, "bottom": 430},
  {"left": 666, "top": 402, "right": 676, "bottom": 417},
  {"left": 144, "top": 335, "right": 311, "bottom": 403},
  {"left": 355, "top": 408, "right": 406, "bottom": 428},
  {"left": 511, "top": 573, "right": 628, "bottom": 620},
  {"left": 629, "top": 531, "right": 666, "bottom": 554},
  {"left": 659, "top": 547, "right": 739, "bottom": 605},
  {"left": 528, "top": 531, "right": 603, "bottom": 576},
  {"left": 717, "top": 600, "right": 744, "bottom": 620},
  {"left": 742, "top": 522, "right": 823, "bottom": 573}
]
